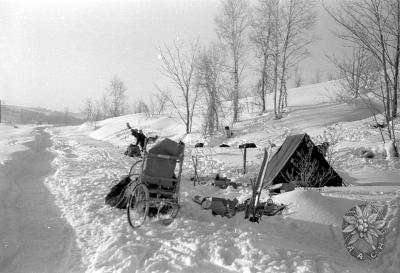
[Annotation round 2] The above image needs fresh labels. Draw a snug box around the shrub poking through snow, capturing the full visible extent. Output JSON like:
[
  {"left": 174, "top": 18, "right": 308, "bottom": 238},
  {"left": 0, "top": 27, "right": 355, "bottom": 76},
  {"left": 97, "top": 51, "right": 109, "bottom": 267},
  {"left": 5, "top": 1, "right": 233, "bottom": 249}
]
[
  {"left": 313, "top": 124, "right": 343, "bottom": 166},
  {"left": 284, "top": 148, "right": 336, "bottom": 189}
]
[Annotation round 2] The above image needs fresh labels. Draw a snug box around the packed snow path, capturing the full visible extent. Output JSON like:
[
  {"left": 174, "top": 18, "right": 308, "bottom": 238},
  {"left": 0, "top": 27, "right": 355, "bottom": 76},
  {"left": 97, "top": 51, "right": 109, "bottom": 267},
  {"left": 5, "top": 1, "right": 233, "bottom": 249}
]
[
  {"left": 44, "top": 127, "right": 400, "bottom": 273},
  {"left": 0, "top": 127, "right": 83, "bottom": 273}
]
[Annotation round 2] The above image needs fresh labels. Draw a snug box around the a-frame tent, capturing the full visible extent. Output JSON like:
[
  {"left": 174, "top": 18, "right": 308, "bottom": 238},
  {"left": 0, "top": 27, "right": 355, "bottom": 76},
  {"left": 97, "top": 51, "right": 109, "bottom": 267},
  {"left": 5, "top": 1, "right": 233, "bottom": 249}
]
[{"left": 264, "top": 133, "right": 343, "bottom": 187}]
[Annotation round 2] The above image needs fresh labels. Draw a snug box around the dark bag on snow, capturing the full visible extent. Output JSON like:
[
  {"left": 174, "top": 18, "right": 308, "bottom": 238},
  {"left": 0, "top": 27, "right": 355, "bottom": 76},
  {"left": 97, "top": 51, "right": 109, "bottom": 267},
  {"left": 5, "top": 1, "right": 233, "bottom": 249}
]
[
  {"left": 124, "top": 144, "right": 141, "bottom": 157},
  {"left": 211, "top": 197, "right": 238, "bottom": 218},
  {"left": 105, "top": 176, "right": 132, "bottom": 209}
]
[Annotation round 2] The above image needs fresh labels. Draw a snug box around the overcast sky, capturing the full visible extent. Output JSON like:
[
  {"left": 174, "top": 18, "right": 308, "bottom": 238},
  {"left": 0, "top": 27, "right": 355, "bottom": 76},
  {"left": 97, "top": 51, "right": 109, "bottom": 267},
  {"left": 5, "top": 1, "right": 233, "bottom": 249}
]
[{"left": 0, "top": 0, "right": 343, "bottom": 113}]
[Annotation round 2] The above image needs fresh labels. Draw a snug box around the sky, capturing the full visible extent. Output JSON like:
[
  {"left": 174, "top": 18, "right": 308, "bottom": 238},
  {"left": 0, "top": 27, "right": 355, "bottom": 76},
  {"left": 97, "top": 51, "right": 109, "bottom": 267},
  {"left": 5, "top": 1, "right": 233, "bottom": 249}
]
[{"left": 0, "top": 0, "right": 344, "bottom": 113}]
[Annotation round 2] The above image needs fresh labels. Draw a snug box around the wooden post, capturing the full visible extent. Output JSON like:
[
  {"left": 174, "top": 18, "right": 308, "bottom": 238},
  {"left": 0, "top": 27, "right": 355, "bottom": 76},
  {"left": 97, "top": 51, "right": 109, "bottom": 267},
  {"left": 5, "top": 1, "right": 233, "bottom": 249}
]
[
  {"left": 243, "top": 147, "right": 247, "bottom": 174},
  {"left": 192, "top": 155, "right": 198, "bottom": 186}
]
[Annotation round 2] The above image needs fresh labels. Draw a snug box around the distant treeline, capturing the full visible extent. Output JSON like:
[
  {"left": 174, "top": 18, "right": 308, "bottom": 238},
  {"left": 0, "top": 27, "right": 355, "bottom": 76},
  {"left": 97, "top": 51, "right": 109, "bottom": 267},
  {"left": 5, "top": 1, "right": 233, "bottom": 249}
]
[{"left": 0, "top": 105, "right": 83, "bottom": 125}]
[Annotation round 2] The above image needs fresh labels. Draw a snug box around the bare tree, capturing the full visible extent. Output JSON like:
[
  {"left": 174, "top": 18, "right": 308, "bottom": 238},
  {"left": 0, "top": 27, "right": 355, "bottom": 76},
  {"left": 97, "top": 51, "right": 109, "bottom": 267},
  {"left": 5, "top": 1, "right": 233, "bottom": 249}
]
[
  {"left": 132, "top": 100, "right": 149, "bottom": 114},
  {"left": 99, "top": 93, "right": 109, "bottom": 119},
  {"left": 151, "top": 89, "right": 168, "bottom": 115},
  {"left": 277, "top": 0, "right": 317, "bottom": 114},
  {"left": 326, "top": 0, "right": 399, "bottom": 154},
  {"left": 250, "top": 0, "right": 278, "bottom": 113},
  {"left": 158, "top": 40, "right": 199, "bottom": 133},
  {"left": 254, "top": 0, "right": 316, "bottom": 118},
  {"left": 311, "top": 69, "right": 322, "bottom": 84},
  {"left": 196, "top": 44, "right": 225, "bottom": 135},
  {"left": 82, "top": 97, "right": 104, "bottom": 127},
  {"left": 82, "top": 98, "right": 94, "bottom": 122},
  {"left": 294, "top": 65, "right": 303, "bottom": 87},
  {"left": 328, "top": 47, "right": 378, "bottom": 99},
  {"left": 92, "top": 101, "right": 102, "bottom": 128},
  {"left": 215, "top": 0, "right": 250, "bottom": 122},
  {"left": 106, "top": 76, "right": 127, "bottom": 117},
  {"left": 327, "top": 72, "right": 337, "bottom": 81}
]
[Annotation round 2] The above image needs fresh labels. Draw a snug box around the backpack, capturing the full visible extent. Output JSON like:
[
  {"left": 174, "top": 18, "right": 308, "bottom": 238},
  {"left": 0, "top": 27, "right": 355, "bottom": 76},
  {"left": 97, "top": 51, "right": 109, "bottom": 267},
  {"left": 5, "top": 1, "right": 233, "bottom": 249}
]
[
  {"left": 124, "top": 144, "right": 141, "bottom": 157},
  {"left": 105, "top": 176, "right": 134, "bottom": 209}
]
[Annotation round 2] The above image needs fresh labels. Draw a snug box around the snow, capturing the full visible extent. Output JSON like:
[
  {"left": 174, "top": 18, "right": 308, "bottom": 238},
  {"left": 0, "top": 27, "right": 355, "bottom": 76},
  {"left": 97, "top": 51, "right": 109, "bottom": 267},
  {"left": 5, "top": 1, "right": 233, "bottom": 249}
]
[
  {"left": 2, "top": 80, "right": 400, "bottom": 272},
  {"left": 0, "top": 123, "right": 36, "bottom": 164},
  {"left": 273, "top": 190, "right": 360, "bottom": 226}
]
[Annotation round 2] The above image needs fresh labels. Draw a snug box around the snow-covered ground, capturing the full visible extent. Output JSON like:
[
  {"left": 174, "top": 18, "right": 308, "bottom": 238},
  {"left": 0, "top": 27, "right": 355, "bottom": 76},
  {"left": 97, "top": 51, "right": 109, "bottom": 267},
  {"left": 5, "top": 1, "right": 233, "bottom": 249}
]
[
  {"left": 1, "top": 81, "right": 400, "bottom": 273},
  {"left": 0, "top": 123, "right": 36, "bottom": 164}
]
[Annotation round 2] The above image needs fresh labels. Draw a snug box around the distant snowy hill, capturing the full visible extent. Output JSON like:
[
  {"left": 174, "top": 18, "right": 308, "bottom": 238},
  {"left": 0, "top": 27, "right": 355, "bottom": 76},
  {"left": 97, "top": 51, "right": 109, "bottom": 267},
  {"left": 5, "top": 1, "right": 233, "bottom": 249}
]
[{"left": 0, "top": 104, "right": 84, "bottom": 125}]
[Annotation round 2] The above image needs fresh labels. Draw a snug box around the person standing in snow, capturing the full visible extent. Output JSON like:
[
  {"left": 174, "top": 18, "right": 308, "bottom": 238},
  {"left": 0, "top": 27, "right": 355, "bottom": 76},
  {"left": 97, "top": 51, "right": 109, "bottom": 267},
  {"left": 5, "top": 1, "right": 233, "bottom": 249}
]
[{"left": 126, "top": 123, "right": 147, "bottom": 151}]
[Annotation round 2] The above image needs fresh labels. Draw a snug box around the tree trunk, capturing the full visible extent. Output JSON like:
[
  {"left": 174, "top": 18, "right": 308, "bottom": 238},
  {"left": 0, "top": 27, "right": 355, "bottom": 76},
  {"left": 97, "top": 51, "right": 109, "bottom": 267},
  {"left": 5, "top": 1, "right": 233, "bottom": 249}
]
[
  {"left": 261, "top": 53, "right": 268, "bottom": 113},
  {"left": 233, "top": 60, "right": 240, "bottom": 122},
  {"left": 186, "top": 92, "right": 190, "bottom": 134},
  {"left": 392, "top": 1, "right": 400, "bottom": 118},
  {"left": 278, "top": 48, "right": 288, "bottom": 115},
  {"left": 273, "top": 52, "right": 278, "bottom": 116}
]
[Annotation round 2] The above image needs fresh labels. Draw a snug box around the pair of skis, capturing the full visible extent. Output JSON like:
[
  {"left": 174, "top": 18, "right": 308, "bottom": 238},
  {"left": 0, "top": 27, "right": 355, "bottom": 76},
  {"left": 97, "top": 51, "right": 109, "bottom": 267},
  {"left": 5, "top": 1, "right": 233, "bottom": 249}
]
[{"left": 245, "top": 144, "right": 274, "bottom": 222}]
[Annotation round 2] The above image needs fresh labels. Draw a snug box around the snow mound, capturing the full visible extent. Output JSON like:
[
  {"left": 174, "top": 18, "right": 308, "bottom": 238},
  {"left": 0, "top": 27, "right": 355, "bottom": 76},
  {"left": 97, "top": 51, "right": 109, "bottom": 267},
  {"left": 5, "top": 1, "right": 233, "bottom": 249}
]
[
  {"left": 89, "top": 114, "right": 187, "bottom": 147},
  {"left": 274, "top": 189, "right": 360, "bottom": 226}
]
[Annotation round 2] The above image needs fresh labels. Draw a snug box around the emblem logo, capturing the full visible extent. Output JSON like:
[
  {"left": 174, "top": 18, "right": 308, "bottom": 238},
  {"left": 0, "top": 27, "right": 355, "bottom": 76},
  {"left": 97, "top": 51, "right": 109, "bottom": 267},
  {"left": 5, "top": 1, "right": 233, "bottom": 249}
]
[{"left": 342, "top": 202, "right": 387, "bottom": 260}]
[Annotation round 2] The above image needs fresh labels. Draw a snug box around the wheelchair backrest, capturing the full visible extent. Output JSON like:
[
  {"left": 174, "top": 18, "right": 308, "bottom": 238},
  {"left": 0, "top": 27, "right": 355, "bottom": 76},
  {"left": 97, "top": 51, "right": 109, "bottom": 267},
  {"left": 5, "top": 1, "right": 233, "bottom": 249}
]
[{"left": 143, "top": 138, "right": 185, "bottom": 179}]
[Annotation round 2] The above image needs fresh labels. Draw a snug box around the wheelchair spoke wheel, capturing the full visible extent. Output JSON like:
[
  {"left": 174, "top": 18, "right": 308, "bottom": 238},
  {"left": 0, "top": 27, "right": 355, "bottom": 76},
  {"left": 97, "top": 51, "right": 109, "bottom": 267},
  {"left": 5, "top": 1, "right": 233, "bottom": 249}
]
[
  {"left": 127, "top": 183, "right": 149, "bottom": 228},
  {"left": 128, "top": 160, "right": 142, "bottom": 178}
]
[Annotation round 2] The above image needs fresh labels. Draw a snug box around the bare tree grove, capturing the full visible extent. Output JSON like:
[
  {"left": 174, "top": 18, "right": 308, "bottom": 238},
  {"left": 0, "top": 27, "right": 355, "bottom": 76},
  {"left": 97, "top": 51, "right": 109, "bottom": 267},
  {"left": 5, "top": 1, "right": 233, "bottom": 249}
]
[
  {"left": 251, "top": 0, "right": 316, "bottom": 118},
  {"left": 326, "top": 0, "right": 400, "bottom": 154},
  {"left": 158, "top": 40, "right": 200, "bottom": 134},
  {"left": 215, "top": 0, "right": 250, "bottom": 122},
  {"left": 196, "top": 44, "right": 225, "bottom": 135}
]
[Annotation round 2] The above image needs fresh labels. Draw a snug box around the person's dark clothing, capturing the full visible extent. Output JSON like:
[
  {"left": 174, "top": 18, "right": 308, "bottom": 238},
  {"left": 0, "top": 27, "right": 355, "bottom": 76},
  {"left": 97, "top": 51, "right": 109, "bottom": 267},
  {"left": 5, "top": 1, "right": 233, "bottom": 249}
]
[{"left": 130, "top": 129, "right": 147, "bottom": 151}]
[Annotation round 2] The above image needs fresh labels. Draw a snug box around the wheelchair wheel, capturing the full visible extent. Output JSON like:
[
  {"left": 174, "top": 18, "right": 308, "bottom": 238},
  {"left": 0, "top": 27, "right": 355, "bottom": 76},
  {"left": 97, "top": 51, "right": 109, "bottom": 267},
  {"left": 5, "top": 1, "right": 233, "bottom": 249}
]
[
  {"left": 128, "top": 160, "right": 142, "bottom": 178},
  {"left": 127, "top": 183, "right": 149, "bottom": 228}
]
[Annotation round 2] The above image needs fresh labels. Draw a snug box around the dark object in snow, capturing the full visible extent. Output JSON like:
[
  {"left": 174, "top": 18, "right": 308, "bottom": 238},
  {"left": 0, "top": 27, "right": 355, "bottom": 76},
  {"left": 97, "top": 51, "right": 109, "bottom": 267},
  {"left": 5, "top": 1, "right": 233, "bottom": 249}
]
[
  {"left": 211, "top": 197, "right": 238, "bottom": 218},
  {"left": 371, "top": 122, "right": 386, "bottom": 129},
  {"left": 193, "top": 195, "right": 212, "bottom": 209},
  {"left": 124, "top": 144, "right": 142, "bottom": 157},
  {"left": 193, "top": 195, "right": 239, "bottom": 217},
  {"left": 213, "top": 174, "right": 239, "bottom": 189},
  {"left": 360, "top": 150, "right": 375, "bottom": 159},
  {"left": 239, "top": 143, "right": 257, "bottom": 149},
  {"left": 194, "top": 142, "right": 204, "bottom": 148},
  {"left": 219, "top": 144, "right": 230, "bottom": 147},
  {"left": 105, "top": 176, "right": 133, "bottom": 209},
  {"left": 245, "top": 198, "right": 287, "bottom": 221},
  {"left": 224, "top": 126, "right": 233, "bottom": 138},
  {"left": 265, "top": 133, "right": 343, "bottom": 187},
  {"left": 316, "top": 142, "right": 330, "bottom": 157}
]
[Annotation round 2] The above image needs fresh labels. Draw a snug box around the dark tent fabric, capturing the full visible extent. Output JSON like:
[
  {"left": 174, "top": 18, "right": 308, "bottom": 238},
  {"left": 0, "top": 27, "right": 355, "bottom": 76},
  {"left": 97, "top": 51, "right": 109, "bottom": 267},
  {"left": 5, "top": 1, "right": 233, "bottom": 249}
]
[{"left": 264, "top": 133, "right": 343, "bottom": 187}]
